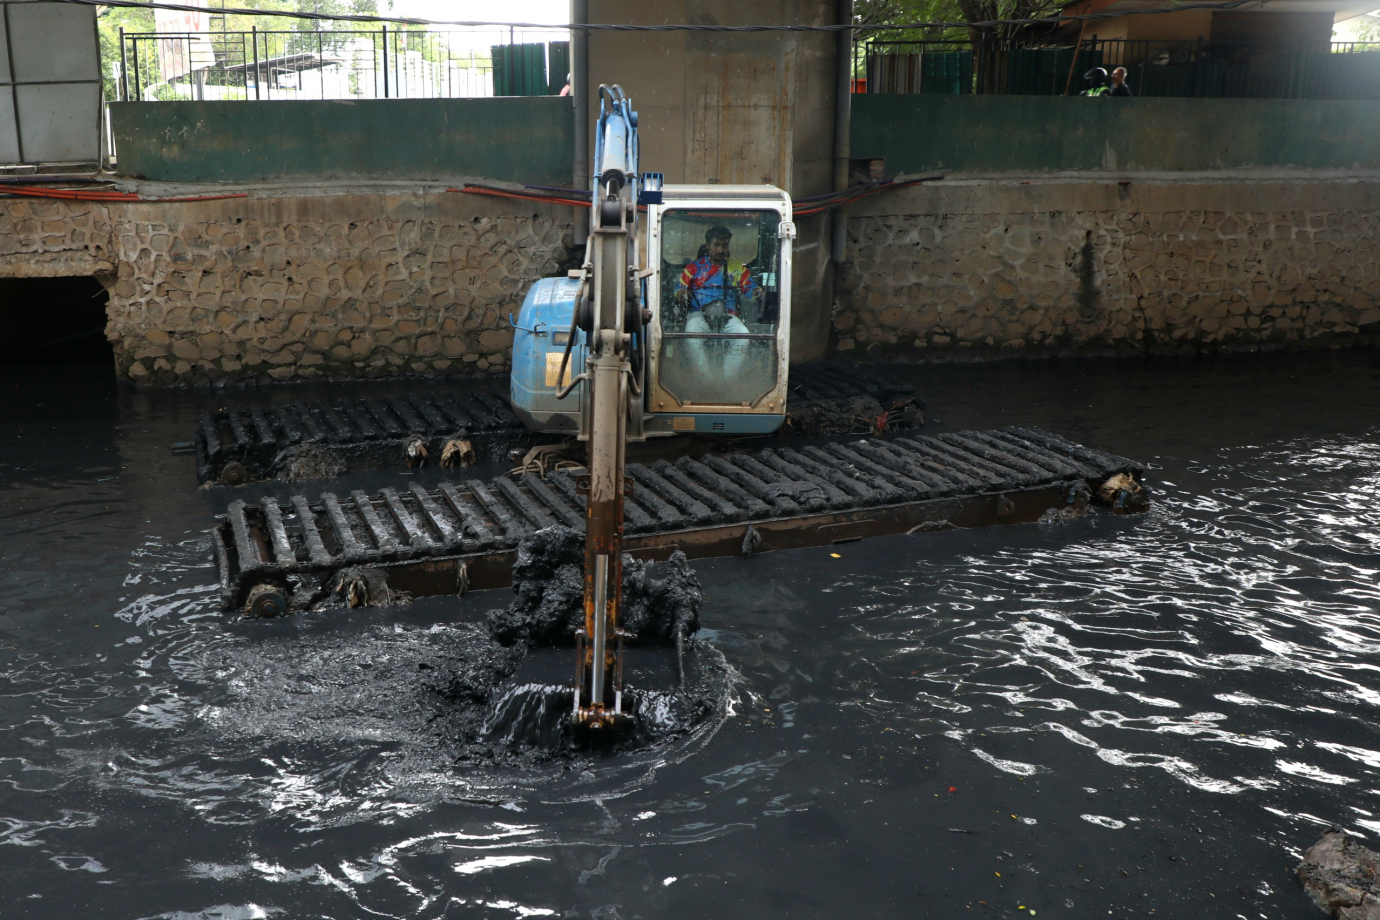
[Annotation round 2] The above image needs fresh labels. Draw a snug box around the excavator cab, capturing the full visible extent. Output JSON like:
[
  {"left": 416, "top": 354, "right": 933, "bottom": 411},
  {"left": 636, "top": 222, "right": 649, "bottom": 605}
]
[
  {"left": 510, "top": 186, "right": 793, "bottom": 436},
  {"left": 645, "top": 187, "right": 794, "bottom": 434}
]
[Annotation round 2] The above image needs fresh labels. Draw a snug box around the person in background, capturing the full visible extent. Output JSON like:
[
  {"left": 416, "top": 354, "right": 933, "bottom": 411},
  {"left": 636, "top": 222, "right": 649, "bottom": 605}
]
[
  {"left": 559, "top": 73, "right": 572, "bottom": 96},
  {"left": 1081, "top": 67, "right": 1109, "bottom": 96},
  {"left": 1108, "top": 66, "right": 1133, "bottom": 96}
]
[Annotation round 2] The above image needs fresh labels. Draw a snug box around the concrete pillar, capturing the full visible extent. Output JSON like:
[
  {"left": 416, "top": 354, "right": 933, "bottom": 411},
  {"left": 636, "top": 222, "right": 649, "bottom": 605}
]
[{"left": 586, "top": 0, "right": 839, "bottom": 361}]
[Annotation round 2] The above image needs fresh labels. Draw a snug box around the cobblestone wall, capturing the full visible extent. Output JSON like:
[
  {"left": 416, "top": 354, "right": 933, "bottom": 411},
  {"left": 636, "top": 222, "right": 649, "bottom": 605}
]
[
  {"left": 0, "top": 189, "right": 573, "bottom": 385},
  {"left": 6, "top": 176, "right": 1380, "bottom": 385},
  {"left": 835, "top": 176, "right": 1380, "bottom": 357},
  {"left": 0, "top": 198, "right": 115, "bottom": 278}
]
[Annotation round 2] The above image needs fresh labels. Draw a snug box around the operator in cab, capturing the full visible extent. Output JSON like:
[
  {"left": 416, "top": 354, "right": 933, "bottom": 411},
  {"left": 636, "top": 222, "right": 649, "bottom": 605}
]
[
  {"left": 675, "top": 225, "right": 762, "bottom": 332},
  {"left": 672, "top": 225, "right": 763, "bottom": 379}
]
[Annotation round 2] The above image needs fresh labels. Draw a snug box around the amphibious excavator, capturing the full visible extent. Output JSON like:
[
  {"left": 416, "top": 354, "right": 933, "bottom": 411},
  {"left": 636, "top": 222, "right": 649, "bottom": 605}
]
[
  {"left": 207, "top": 87, "right": 1150, "bottom": 737},
  {"left": 509, "top": 85, "right": 800, "bottom": 730}
]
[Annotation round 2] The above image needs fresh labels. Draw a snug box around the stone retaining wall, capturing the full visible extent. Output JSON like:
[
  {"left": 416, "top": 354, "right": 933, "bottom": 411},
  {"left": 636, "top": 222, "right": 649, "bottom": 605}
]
[
  {"left": 0, "top": 188, "right": 573, "bottom": 385},
  {"left": 835, "top": 175, "right": 1380, "bottom": 357},
  {"left": 0, "top": 197, "right": 115, "bottom": 278},
  {"left": 7, "top": 175, "right": 1380, "bottom": 385}
]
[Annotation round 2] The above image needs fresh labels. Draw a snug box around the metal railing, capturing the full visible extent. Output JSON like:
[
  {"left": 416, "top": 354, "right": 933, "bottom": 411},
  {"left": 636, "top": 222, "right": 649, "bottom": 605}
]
[
  {"left": 117, "top": 27, "right": 570, "bottom": 102},
  {"left": 859, "top": 38, "right": 1380, "bottom": 99}
]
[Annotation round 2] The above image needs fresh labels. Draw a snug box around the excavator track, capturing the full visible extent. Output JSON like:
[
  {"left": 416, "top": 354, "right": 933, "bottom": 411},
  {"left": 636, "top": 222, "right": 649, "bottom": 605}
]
[
  {"left": 213, "top": 427, "right": 1146, "bottom": 614},
  {"left": 192, "top": 385, "right": 533, "bottom": 486},
  {"left": 190, "top": 361, "right": 919, "bottom": 486}
]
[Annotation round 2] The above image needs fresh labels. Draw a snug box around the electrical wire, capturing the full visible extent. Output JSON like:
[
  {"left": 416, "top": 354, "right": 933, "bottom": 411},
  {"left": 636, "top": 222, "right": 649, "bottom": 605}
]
[
  {"left": 793, "top": 173, "right": 944, "bottom": 215},
  {"left": 0, "top": 174, "right": 105, "bottom": 185},
  {"left": 69, "top": 0, "right": 1272, "bottom": 33},
  {"left": 454, "top": 175, "right": 944, "bottom": 214},
  {"left": 451, "top": 184, "right": 591, "bottom": 208},
  {"left": 0, "top": 185, "right": 248, "bottom": 202}
]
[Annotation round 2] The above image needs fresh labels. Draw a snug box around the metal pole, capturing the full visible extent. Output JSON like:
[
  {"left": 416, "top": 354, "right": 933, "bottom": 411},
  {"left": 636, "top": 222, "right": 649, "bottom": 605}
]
[
  {"left": 251, "top": 26, "right": 260, "bottom": 99},
  {"left": 119, "top": 27, "right": 129, "bottom": 101},
  {"left": 130, "top": 29, "right": 140, "bottom": 105},
  {"left": 831, "top": 0, "right": 853, "bottom": 263},
  {"left": 1063, "top": 16, "right": 1089, "bottom": 95},
  {"left": 571, "top": 0, "right": 589, "bottom": 246},
  {"left": 381, "top": 25, "right": 389, "bottom": 98}
]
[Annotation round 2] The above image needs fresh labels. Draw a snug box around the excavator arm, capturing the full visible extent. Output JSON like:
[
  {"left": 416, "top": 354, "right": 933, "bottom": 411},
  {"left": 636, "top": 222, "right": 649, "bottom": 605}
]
[{"left": 558, "top": 85, "right": 659, "bottom": 732}]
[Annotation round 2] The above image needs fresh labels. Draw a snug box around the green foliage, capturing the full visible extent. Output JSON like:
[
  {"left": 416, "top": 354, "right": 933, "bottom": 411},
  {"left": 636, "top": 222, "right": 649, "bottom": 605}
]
[
  {"left": 855, "top": 0, "right": 1063, "bottom": 41},
  {"left": 97, "top": 5, "right": 154, "bottom": 100},
  {"left": 214, "top": 0, "right": 381, "bottom": 33},
  {"left": 1353, "top": 13, "right": 1380, "bottom": 46},
  {"left": 856, "top": 0, "right": 967, "bottom": 40}
]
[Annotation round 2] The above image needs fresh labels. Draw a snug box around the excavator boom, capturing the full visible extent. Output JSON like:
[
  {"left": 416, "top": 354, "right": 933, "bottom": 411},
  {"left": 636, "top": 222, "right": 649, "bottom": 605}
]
[{"left": 564, "top": 85, "right": 649, "bottom": 731}]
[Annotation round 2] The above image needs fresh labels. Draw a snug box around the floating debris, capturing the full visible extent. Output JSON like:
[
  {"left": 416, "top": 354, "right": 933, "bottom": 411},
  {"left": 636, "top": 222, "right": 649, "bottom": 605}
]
[{"left": 1297, "top": 828, "right": 1380, "bottom": 918}]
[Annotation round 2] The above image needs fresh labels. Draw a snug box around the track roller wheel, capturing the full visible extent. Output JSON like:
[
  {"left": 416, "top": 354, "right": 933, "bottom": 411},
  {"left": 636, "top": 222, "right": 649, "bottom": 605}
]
[
  {"left": 244, "top": 582, "right": 288, "bottom": 618},
  {"left": 219, "top": 461, "right": 249, "bottom": 486}
]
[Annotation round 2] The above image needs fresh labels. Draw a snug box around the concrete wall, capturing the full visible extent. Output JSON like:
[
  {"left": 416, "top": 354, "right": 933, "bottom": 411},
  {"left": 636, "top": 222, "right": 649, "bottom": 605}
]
[
  {"left": 587, "top": 0, "right": 841, "bottom": 362},
  {"left": 0, "top": 189, "right": 573, "bottom": 385},
  {"left": 852, "top": 95, "right": 1380, "bottom": 174},
  {"left": 109, "top": 98, "right": 574, "bottom": 185},
  {"left": 834, "top": 175, "right": 1380, "bottom": 358}
]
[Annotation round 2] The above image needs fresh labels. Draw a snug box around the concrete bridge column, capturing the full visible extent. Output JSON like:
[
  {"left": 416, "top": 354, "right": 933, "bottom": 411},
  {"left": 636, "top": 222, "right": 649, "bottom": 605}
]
[{"left": 585, "top": 0, "right": 841, "bottom": 362}]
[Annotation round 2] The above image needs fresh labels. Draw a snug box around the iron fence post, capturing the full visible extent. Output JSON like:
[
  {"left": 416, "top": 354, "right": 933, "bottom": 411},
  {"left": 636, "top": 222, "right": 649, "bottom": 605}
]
[
  {"left": 119, "top": 27, "right": 128, "bottom": 101},
  {"left": 130, "top": 32, "right": 140, "bottom": 102},
  {"left": 382, "top": 25, "right": 389, "bottom": 97},
  {"left": 252, "top": 26, "right": 260, "bottom": 99}
]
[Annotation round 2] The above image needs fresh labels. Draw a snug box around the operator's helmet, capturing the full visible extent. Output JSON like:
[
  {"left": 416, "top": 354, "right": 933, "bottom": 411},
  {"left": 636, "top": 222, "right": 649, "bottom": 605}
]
[{"left": 1083, "top": 66, "right": 1108, "bottom": 87}]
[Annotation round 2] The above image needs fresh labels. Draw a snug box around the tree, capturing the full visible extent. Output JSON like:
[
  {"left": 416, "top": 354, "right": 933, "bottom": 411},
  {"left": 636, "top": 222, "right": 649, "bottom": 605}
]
[
  {"left": 97, "top": 5, "right": 155, "bottom": 100},
  {"left": 855, "top": 0, "right": 967, "bottom": 43},
  {"left": 855, "top": 0, "right": 1063, "bottom": 43},
  {"left": 854, "top": 0, "right": 1065, "bottom": 93}
]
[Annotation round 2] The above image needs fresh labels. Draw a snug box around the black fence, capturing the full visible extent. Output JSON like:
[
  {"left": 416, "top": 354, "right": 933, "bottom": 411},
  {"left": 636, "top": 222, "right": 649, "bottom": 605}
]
[
  {"left": 861, "top": 38, "right": 1380, "bottom": 99},
  {"left": 118, "top": 27, "right": 569, "bottom": 101}
]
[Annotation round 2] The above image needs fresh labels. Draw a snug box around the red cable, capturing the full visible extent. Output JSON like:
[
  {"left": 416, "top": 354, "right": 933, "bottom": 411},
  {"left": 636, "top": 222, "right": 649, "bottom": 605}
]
[{"left": 450, "top": 186, "right": 589, "bottom": 208}]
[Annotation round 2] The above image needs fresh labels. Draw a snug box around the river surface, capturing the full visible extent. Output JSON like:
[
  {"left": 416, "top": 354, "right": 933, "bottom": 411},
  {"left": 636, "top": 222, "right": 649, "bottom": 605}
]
[{"left": 4, "top": 349, "right": 1380, "bottom": 919}]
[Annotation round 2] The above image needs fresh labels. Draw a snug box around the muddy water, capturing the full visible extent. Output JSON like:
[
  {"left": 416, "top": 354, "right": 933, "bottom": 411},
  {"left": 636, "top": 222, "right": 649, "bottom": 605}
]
[{"left": 4, "top": 350, "right": 1380, "bottom": 919}]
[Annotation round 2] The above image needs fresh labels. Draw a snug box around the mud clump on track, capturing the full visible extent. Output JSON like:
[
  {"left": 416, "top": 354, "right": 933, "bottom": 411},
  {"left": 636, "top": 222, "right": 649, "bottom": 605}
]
[
  {"left": 274, "top": 443, "right": 347, "bottom": 482},
  {"left": 486, "top": 526, "right": 701, "bottom": 647},
  {"left": 785, "top": 394, "right": 923, "bottom": 436},
  {"left": 427, "top": 526, "right": 721, "bottom": 762}
]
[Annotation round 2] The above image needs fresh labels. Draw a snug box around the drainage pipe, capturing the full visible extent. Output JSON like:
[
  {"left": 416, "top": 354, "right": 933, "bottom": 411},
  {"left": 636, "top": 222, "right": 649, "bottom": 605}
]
[
  {"left": 830, "top": 0, "right": 853, "bottom": 263},
  {"left": 572, "top": 0, "right": 590, "bottom": 247}
]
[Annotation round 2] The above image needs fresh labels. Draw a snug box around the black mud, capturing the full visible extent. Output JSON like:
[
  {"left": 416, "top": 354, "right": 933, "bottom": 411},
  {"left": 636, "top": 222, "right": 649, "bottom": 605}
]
[
  {"left": 485, "top": 525, "right": 702, "bottom": 648},
  {"left": 784, "top": 392, "right": 923, "bottom": 436},
  {"left": 273, "top": 442, "right": 348, "bottom": 481},
  {"left": 421, "top": 526, "right": 718, "bottom": 759}
]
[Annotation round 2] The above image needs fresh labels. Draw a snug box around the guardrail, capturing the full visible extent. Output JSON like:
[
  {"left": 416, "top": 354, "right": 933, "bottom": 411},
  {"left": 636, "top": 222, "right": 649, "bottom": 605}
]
[{"left": 117, "top": 27, "right": 569, "bottom": 102}]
